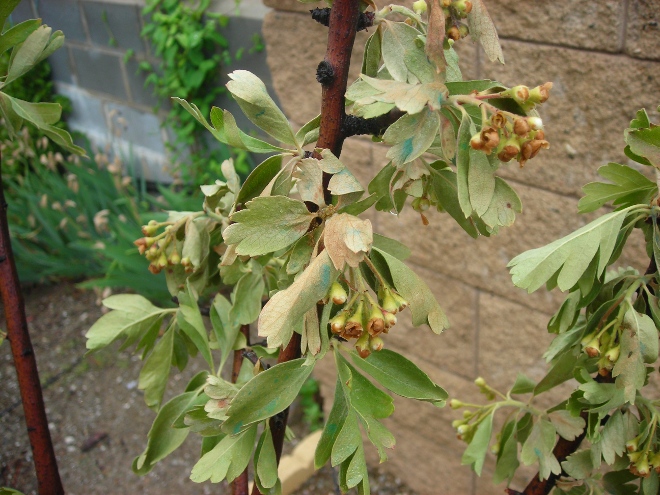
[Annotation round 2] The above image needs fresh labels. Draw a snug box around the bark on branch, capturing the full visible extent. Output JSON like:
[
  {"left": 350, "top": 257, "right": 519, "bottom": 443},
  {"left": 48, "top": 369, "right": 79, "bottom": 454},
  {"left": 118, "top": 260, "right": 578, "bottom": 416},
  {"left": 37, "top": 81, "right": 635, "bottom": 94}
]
[{"left": 0, "top": 158, "right": 64, "bottom": 494}]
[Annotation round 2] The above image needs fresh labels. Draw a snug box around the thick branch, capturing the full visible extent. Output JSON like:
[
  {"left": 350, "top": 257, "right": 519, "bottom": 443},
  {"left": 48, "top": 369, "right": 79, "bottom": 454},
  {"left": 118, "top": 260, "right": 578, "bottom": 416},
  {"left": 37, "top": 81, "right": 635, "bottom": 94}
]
[
  {"left": 0, "top": 159, "right": 64, "bottom": 494},
  {"left": 310, "top": 8, "right": 374, "bottom": 32},
  {"left": 342, "top": 110, "right": 404, "bottom": 138}
]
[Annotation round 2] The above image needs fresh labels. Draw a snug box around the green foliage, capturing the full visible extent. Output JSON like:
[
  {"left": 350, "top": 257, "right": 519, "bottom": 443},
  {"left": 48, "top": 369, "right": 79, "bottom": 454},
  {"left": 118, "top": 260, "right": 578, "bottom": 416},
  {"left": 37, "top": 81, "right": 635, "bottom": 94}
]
[
  {"left": 139, "top": 0, "right": 251, "bottom": 186},
  {"left": 453, "top": 109, "right": 660, "bottom": 493}
]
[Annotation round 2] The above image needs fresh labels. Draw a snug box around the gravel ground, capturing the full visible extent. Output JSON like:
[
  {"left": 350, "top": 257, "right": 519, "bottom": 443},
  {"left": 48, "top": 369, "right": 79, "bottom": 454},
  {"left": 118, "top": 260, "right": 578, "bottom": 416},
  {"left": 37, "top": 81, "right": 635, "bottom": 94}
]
[{"left": 1, "top": 282, "right": 418, "bottom": 495}]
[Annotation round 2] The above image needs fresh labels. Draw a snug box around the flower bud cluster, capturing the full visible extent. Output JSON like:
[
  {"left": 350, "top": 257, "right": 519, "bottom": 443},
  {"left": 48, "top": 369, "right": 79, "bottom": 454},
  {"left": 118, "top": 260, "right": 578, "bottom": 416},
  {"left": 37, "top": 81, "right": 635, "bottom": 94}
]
[
  {"left": 470, "top": 111, "right": 550, "bottom": 167},
  {"left": 442, "top": 0, "right": 472, "bottom": 41},
  {"left": 502, "top": 82, "right": 553, "bottom": 111},
  {"left": 627, "top": 433, "right": 660, "bottom": 478},
  {"left": 450, "top": 377, "right": 502, "bottom": 443},
  {"left": 328, "top": 282, "right": 407, "bottom": 359},
  {"left": 580, "top": 327, "right": 620, "bottom": 376},
  {"left": 134, "top": 219, "right": 186, "bottom": 275}
]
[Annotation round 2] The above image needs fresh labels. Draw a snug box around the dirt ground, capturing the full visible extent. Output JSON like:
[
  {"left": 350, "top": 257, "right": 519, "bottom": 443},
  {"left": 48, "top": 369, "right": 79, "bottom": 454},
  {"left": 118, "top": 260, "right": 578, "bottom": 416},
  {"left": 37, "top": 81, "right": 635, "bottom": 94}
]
[{"left": 1, "top": 282, "right": 417, "bottom": 495}]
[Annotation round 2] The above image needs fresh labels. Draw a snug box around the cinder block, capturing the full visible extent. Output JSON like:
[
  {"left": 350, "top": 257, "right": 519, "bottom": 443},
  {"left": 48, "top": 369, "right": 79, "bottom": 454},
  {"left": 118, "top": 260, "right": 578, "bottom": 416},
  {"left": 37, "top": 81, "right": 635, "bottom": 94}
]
[
  {"left": 486, "top": 1, "right": 623, "bottom": 53},
  {"left": 104, "top": 102, "right": 165, "bottom": 154},
  {"left": 37, "top": 0, "right": 87, "bottom": 43},
  {"left": 626, "top": 0, "right": 660, "bottom": 61},
  {"left": 263, "top": 10, "right": 368, "bottom": 126},
  {"left": 8, "top": 0, "right": 35, "bottom": 24},
  {"left": 124, "top": 57, "right": 160, "bottom": 108},
  {"left": 83, "top": 2, "right": 147, "bottom": 53},
  {"left": 70, "top": 46, "right": 128, "bottom": 99},
  {"left": 54, "top": 83, "right": 108, "bottom": 140},
  {"left": 48, "top": 45, "right": 74, "bottom": 84},
  {"left": 482, "top": 39, "right": 660, "bottom": 198}
]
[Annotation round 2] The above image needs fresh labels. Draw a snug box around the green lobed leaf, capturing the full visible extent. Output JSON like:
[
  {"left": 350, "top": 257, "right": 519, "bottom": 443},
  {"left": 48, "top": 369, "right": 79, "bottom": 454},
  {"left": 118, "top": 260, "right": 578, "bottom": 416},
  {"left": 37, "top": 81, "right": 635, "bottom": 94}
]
[
  {"left": 226, "top": 70, "right": 296, "bottom": 145},
  {"left": 356, "top": 75, "right": 447, "bottom": 115},
  {"left": 562, "top": 450, "right": 594, "bottom": 480},
  {"left": 381, "top": 21, "right": 436, "bottom": 84},
  {"left": 371, "top": 248, "right": 449, "bottom": 334},
  {"left": 224, "top": 196, "right": 316, "bottom": 256},
  {"left": 508, "top": 207, "right": 638, "bottom": 293},
  {"left": 626, "top": 125, "right": 660, "bottom": 167},
  {"left": 222, "top": 358, "right": 315, "bottom": 435},
  {"left": 190, "top": 424, "right": 257, "bottom": 483},
  {"left": 349, "top": 349, "right": 447, "bottom": 406},
  {"left": 520, "top": 419, "right": 561, "bottom": 480},
  {"left": 578, "top": 162, "right": 656, "bottom": 213},
  {"left": 510, "top": 373, "right": 536, "bottom": 395},
  {"left": 548, "top": 410, "right": 585, "bottom": 441}
]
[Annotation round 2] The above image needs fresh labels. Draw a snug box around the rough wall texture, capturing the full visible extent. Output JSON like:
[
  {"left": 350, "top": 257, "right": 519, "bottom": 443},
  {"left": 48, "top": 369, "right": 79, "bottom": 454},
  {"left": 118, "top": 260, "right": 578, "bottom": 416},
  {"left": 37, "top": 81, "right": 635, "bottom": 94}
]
[{"left": 262, "top": 2, "right": 660, "bottom": 494}]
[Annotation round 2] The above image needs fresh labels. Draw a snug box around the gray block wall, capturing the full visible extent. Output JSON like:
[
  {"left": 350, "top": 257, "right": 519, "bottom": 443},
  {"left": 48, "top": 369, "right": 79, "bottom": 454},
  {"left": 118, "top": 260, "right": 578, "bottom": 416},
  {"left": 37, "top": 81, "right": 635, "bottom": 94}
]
[{"left": 10, "top": 0, "right": 276, "bottom": 182}]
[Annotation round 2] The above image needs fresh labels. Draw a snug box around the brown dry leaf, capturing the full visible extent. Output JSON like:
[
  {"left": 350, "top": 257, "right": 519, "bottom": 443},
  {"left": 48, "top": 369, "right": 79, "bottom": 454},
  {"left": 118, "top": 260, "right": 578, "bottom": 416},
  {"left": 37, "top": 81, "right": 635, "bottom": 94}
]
[
  {"left": 301, "top": 307, "right": 321, "bottom": 355},
  {"left": 425, "top": 0, "right": 446, "bottom": 74},
  {"left": 324, "top": 213, "right": 373, "bottom": 270}
]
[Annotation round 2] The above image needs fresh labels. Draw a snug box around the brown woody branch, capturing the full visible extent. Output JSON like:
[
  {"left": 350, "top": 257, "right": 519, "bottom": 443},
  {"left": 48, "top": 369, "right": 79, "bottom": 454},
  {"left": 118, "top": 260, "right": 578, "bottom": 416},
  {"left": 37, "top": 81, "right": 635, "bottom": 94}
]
[
  {"left": 252, "top": 2, "right": 364, "bottom": 493},
  {"left": 0, "top": 157, "right": 64, "bottom": 494},
  {"left": 232, "top": 325, "right": 251, "bottom": 495}
]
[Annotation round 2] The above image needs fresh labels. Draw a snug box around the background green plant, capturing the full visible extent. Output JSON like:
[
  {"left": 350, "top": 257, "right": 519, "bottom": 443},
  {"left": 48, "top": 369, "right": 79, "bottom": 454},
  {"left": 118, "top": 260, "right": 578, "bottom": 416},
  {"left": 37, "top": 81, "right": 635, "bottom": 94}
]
[{"left": 139, "top": 0, "right": 251, "bottom": 187}]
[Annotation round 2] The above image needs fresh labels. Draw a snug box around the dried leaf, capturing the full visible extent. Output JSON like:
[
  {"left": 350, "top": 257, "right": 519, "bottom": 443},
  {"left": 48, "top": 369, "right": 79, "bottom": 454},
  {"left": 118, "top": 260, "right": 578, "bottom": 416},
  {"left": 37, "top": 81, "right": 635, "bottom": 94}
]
[
  {"left": 324, "top": 213, "right": 373, "bottom": 270},
  {"left": 425, "top": 0, "right": 446, "bottom": 73}
]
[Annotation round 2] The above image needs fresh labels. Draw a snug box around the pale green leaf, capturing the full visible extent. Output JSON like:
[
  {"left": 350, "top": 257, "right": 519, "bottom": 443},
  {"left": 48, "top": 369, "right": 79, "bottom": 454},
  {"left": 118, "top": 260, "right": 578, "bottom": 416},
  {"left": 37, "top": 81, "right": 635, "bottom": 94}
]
[
  {"left": 350, "top": 349, "right": 447, "bottom": 405},
  {"left": 510, "top": 373, "right": 536, "bottom": 395},
  {"left": 456, "top": 111, "right": 474, "bottom": 217},
  {"left": 5, "top": 25, "right": 51, "bottom": 85},
  {"left": 430, "top": 168, "right": 479, "bottom": 238},
  {"left": 361, "top": 29, "right": 381, "bottom": 77},
  {"left": 371, "top": 248, "right": 449, "bottom": 333},
  {"left": 190, "top": 424, "right": 257, "bottom": 483},
  {"left": 236, "top": 155, "right": 283, "bottom": 205},
  {"left": 230, "top": 270, "right": 265, "bottom": 325},
  {"left": 176, "top": 282, "right": 213, "bottom": 369},
  {"left": 356, "top": 75, "right": 447, "bottom": 115},
  {"left": 331, "top": 411, "right": 361, "bottom": 466},
  {"left": 0, "top": 19, "right": 41, "bottom": 56},
  {"left": 467, "top": 0, "right": 504, "bottom": 63},
  {"left": 372, "top": 233, "right": 411, "bottom": 260},
  {"left": 295, "top": 114, "right": 321, "bottom": 148},
  {"left": 222, "top": 359, "right": 315, "bottom": 435},
  {"left": 256, "top": 428, "right": 279, "bottom": 489},
  {"left": 508, "top": 207, "right": 636, "bottom": 293},
  {"left": 132, "top": 391, "right": 197, "bottom": 475},
  {"left": 467, "top": 148, "right": 496, "bottom": 217},
  {"left": 480, "top": 177, "right": 522, "bottom": 233},
  {"left": 224, "top": 196, "right": 316, "bottom": 256},
  {"left": 138, "top": 326, "right": 174, "bottom": 410},
  {"left": 598, "top": 410, "right": 626, "bottom": 465},
  {"left": 578, "top": 163, "right": 656, "bottom": 213},
  {"left": 258, "top": 251, "right": 337, "bottom": 348},
  {"left": 226, "top": 70, "right": 295, "bottom": 145},
  {"left": 562, "top": 450, "right": 594, "bottom": 480},
  {"left": 626, "top": 126, "right": 660, "bottom": 167},
  {"left": 295, "top": 158, "right": 326, "bottom": 206},
  {"left": 384, "top": 109, "right": 440, "bottom": 167},
  {"left": 316, "top": 376, "right": 349, "bottom": 469},
  {"left": 461, "top": 412, "right": 493, "bottom": 476},
  {"left": 548, "top": 410, "right": 585, "bottom": 441}
]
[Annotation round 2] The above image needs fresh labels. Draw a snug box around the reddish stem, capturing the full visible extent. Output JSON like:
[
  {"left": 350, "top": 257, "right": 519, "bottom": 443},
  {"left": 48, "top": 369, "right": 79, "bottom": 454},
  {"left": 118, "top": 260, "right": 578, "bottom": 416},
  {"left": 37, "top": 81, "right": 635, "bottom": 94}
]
[
  {"left": 0, "top": 159, "right": 64, "bottom": 494},
  {"left": 232, "top": 325, "right": 251, "bottom": 495}
]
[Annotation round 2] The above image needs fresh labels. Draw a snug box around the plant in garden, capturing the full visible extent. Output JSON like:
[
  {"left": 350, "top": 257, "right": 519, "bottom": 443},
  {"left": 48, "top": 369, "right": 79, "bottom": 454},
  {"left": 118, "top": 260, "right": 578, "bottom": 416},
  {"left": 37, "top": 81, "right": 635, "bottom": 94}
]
[
  {"left": 0, "top": 3, "right": 86, "bottom": 494},
  {"left": 84, "top": 0, "right": 558, "bottom": 493},
  {"left": 452, "top": 109, "right": 660, "bottom": 494},
  {"left": 139, "top": 0, "right": 251, "bottom": 187}
]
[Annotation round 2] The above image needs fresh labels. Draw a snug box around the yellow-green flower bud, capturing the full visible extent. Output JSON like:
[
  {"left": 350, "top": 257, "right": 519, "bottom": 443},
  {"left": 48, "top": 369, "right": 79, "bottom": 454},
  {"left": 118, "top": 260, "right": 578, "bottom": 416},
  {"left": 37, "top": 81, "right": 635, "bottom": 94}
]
[
  {"left": 584, "top": 337, "right": 601, "bottom": 358},
  {"left": 412, "top": 0, "right": 427, "bottom": 14},
  {"left": 449, "top": 399, "right": 463, "bottom": 409},
  {"left": 381, "top": 289, "right": 399, "bottom": 314},
  {"left": 355, "top": 330, "right": 371, "bottom": 358},
  {"left": 605, "top": 345, "right": 620, "bottom": 363},
  {"left": 367, "top": 305, "right": 386, "bottom": 336},
  {"left": 330, "top": 311, "right": 347, "bottom": 334},
  {"left": 329, "top": 282, "right": 348, "bottom": 305},
  {"left": 383, "top": 311, "right": 397, "bottom": 328},
  {"left": 344, "top": 301, "right": 365, "bottom": 338},
  {"left": 168, "top": 249, "right": 181, "bottom": 265},
  {"left": 370, "top": 335, "right": 384, "bottom": 352}
]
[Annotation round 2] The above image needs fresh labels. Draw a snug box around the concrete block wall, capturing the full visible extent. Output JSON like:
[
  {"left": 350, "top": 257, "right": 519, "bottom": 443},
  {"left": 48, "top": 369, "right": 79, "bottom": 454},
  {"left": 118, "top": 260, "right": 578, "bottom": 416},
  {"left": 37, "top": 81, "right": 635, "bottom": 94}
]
[
  {"left": 261, "top": 1, "right": 660, "bottom": 494},
  {"left": 10, "top": 0, "right": 275, "bottom": 182}
]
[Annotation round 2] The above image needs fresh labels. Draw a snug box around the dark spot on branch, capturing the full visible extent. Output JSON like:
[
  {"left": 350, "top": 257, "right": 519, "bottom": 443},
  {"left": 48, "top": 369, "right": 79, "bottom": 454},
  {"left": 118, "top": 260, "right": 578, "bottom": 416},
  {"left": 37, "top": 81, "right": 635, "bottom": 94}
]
[
  {"left": 316, "top": 60, "right": 335, "bottom": 85},
  {"left": 0, "top": 255, "right": 6, "bottom": 263},
  {"left": 341, "top": 110, "right": 404, "bottom": 138},
  {"left": 303, "top": 150, "right": 314, "bottom": 159},
  {"left": 311, "top": 8, "right": 374, "bottom": 32}
]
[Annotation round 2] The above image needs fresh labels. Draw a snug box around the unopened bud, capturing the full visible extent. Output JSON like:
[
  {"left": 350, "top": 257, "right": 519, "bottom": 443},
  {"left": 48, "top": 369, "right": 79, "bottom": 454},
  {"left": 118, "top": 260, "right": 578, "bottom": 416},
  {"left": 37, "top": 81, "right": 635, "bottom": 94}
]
[
  {"left": 412, "top": 0, "right": 427, "bottom": 14},
  {"left": 453, "top": 0, "right": 472, "bottom": 15},
  {"left": 458, "top": 23, "right": 469, "bottom": 38},
  {"left": 584, "top": 337, "right": 601, "bottom": 358},
  {"left": 626, "top": 437, "right": 640, "bottom": 453},
  {"left": 474, "top": 377, "right": 486, "bottom": 387},
  {"left": 330, "top": 311, "right": 348, "bottom": 334},
  {"left": 449, "top": 399, "right": 463, "bottom": 409},
  {"left": 148, "top": 263, "right": 161, "bottom": 275},
  {"left": 412, "top": 197, "right": 431, "bottom": 212},
  {"left": 355, "top": 331, "right": 371, "bottom": 358},
  {"left": 381, "top": 289, "right": 399, "bottom": 314},
  {"left": 505, "top": 85, "right": 530, "bottom": 104},
  {"left": 527, "top": 117, "right": 543, "bottom": 130},
  {"left": 370, "top": 335, "right": 384, "bottom": 352},
  {"left": 367, "top": 305, "right": 386, "bottom": 336},
  {"left": 497, "top": 137, "right": 520, "bottom": 163},
  {"left": 329, "top": 282, "right": 348, "bottom": 305},
  {"left": 383, "top": 311, "right": 397, "bottom": 328},
  {"left": 181, "top": 256, "right": 192, "bottom": 267},
  {"left": 605, "top": 345, "right": 620, "bottom": 363},
  {"left": 169, "top": 249, "right": 181, "bottom": 265},
  {"left": 392, "top": 292, "right": 408, "bottom": 312},
  {"left": 157, "top": 252, "right": 168, "bottom": 269},
  {"left": 528, "top": 82, "right": 553, "bottom": 104},
  {"left": 446, "top": 25, "right": 460, "bottom": 41},
  {"left": 470, "top": 133, "right": 485, "bottom": 151},
  {"left": 344, "top": 301, "right": 365, "bottom": 338}
]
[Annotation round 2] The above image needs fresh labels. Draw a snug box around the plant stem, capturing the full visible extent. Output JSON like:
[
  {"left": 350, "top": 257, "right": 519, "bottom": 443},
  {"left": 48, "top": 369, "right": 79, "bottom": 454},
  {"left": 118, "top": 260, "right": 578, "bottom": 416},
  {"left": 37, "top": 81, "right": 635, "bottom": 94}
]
[
  {"left": 255, "top": 1, "right": 363, "bottom": 487},
  {"left": 0, "top": 153, "right": 64, "bottom": 494},
  {"left": 231, "top": 325, "right": 250, "bottom": 495}
]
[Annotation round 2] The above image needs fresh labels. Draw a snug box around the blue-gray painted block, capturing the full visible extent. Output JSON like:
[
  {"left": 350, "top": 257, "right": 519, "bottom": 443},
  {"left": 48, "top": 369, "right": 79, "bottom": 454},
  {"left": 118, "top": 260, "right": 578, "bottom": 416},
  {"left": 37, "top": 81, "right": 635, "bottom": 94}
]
[
  {"left": 8, "top": 0, "right": 35, "bottom": 24},
  {"left": 36, "top": 0, "right": 87, "bottom": 43},
  {"left": 104, "top": 102, "right": 165, "bottom": 154},
  {"left": 54, "top": 83, "right": 108, "bottom": 139},
  {"left": 48, "top": 45, "right": 74, "bottom": 84},
  {"left": 82, "top": 2, "right": 146, "bottom": 53},
  {"left": 70, "top": 46, "right": 127, "bottom": 99},
  {"left": 124, "top": 57, "right": 160, "bottom": 108}
]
